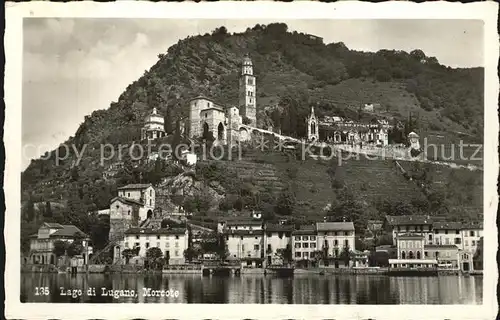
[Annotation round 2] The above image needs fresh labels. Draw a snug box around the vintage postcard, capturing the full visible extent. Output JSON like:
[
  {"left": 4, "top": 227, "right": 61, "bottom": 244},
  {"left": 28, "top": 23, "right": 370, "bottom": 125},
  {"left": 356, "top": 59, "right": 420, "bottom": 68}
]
[{"left": 4, "top": 1, "right": 499, "bottom": 319}]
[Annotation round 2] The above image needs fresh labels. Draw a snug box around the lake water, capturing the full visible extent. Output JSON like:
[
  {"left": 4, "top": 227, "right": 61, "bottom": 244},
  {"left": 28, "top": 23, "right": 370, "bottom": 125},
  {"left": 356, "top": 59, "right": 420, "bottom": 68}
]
[{"left": 21, "top": 273, "right": 483, "bottom": 304}]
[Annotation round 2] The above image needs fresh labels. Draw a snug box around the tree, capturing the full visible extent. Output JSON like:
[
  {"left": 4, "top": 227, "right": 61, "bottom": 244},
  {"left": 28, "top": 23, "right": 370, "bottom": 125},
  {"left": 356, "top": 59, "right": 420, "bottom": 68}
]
[
  {"left": 171, "top": 119, "right": 182, "bottom": 160},
  {"left": 340, "top": 245, "right": 351, "bottom": 266},
  {"left": 274, "top": 187, "right": 296, "bottom": 216},
  {"left": 276, "top": 244, "right": 293, "bottom": 265},
  {"left": 121, "top": 248, "right": 136, "bottom": 264},
  {"left": 183, "top": 247, "right": 198, "bottom": 262},
  {"left": 52, "top": 240, "right": 67, "bottom": 258},
  {"left": 164, "top": 108, "right": 173, "bottom": 135},
  {"left": 25, "top": 199, "right": 35, "bottom": 222},
  {"left": 66, "top": 240, "right": 84, "bottom": 257},
  {"left": 215, "top": 234, "right": 228, "bottom": 261},
  {"left": 146, "top": 247, "right": 163, "bottom": 270},
  {"left": 242, "top": 117, "right": 252, "bottom": 125}
]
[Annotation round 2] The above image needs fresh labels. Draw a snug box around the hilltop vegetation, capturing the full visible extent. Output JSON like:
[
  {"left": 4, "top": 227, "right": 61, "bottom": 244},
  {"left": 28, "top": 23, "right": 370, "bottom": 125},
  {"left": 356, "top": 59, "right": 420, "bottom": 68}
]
[{"left": 21, "top": 23, "right": 484, "bottom": 251}]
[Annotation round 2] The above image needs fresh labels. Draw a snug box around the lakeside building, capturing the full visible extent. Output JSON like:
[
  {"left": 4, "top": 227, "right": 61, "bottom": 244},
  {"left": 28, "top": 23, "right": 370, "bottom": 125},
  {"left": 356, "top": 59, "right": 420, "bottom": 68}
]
[
  {"left": 385, "top": 216, "right": 483, "bottom": 272},
  {"left": 292, "top": 225, "right": 318, "bottom": 268},
  {"left": 29, "top": 222, "right": 91, "bottom": 265},
  {"left": 384, "top": 215, "right": 435, "bottom": 245},
  {"left": 264, "top": 223, "right": 293, "bottom": 266},
  {"left": 225, "top": 228, "right": 264, "bottom": 267},
  {"left": 121, "top": 227, "right": 189, "bottom": 265},
  {"left": 316, "top": 222, "right": 356, "bottom": 267}
]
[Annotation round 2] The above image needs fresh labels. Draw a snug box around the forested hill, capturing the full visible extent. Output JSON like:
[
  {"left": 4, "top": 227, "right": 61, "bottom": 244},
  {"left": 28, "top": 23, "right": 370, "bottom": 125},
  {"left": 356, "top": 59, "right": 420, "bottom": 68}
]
[{"left": 21, "top": 22, "right": 484, "bottom": 252}]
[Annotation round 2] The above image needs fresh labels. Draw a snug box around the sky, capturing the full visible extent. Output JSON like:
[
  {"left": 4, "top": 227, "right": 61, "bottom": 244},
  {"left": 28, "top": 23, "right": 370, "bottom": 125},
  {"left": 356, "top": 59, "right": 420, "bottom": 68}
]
[{"left": 22, "top": 18, "right": 484, "bottom": 170}]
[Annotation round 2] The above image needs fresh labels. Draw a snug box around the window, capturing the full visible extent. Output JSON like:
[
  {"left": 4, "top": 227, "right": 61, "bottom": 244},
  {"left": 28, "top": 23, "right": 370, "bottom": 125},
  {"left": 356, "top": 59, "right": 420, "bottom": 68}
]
[
  {"left": 128, "top": 193, "right": 130, "bottom": 197},
  {"left": 406, "top": 226, "right": 409, "bottom": 232},
  {"left": 150, "top": 190, "right": 152, "bottom": 196},
  {"left": 424, "top": 251, "right": 428, "bottom": 257},
  {"left": 310, "top": 236, "right": 316, "bottom": 241},
  {"left": 255, "top": 237, "right": 258, "bottom": 240},
  {"left": 428, "top": 234, "right": 433, "bottom": 241},
  {"left": 175, "top": 250, "right": 179, "bottom": 257},
  {"left": 242, "top": 245, "right": 245, "bottom": 252},
  {"left": 175, "top": 242, "right": 179, "bottom": 248},
  {"left": 157, "top": 235, "right": 161, "bottom": 240},
  {"left": 471, "top": 240, "right": 476, "bottom": 246},
  {"left": 295, "top": 236, "right": 301, "bottom": 241},
  {"left": 295, "top": 243, "right": 301, "bottom": 248},
  {"left": 470, "top": 231, "right": 475, "bottom": 237},
  {"left": 175, "top": 235, "right": 179, "bottom": 240},
  {"left": 333, "top": 232, "right": 338, "bottom": 236},
  {"left": 303, "top": 236, "right": 309, "bottom": 241},
  {"left": 247, "top": 78, "right": 253, "bottom": 85},
  {"left": 254, "top": 245, "right": 259, "bottom": 250},
  {"left": 267, "top": 244, "right": 271, "bottom": 251},
  {"left": 445, "top": 230, "right": 448, "bottom": 235},
  {"left": 456, "top": 230, "right": 460, "bottom": 234},
  {"left": 165, "top": 242, "right": 170, "bottom": 248},
  {"left": 146, "top": 242, "right": 150, "bottom": 249},
  {"left": 311, "top": 243, "right": 316, "bottom": 248},
  {"left": 400, "top": 242, "right": 406, "bottom": 248},
  {"left": 344, "top": 240, "right": 349, "bottom": 247},
  {"left": 125, "top": 242, "right": 129, "bottom": 248},
  {"left": 150, "top": 200, "right": 152, "bottom": 206},
  {"left": 465, "top": 240, "right": 468, "bottom": 246},
  {"left": 295, "top": 252, "right": 301, "bottom": 258},
  {"left": 156, "top": 242, "right": 160, "bottom": 248},
  {"left": 135, "top": 236, "right": 139, "bottom": 240},
  {"left": 128, "top": 210, "right": 131, "bottom": 216},
  {"left": 240, "top": 236, "right": 244, "bottom": 240},
  {"left": 134, "top": 242, "right": 139, "bottom": 248},
  {"left": 454, "top": 238, "right": 461, "bottom": 245},
  {"left": 334, "top": 240, "right": 338, "bottom": 246},
  {"left": 303, "top": 243, "right": 309, "bottom": 248},
  {"left": 344, "top": 232, "right": 349, "bottom": 236},
  {"left": 445, "top": 238, "right": 450, "bottom": 245},
  {"left": 304, "top": 252, "right": 309, "bottom": 258}
]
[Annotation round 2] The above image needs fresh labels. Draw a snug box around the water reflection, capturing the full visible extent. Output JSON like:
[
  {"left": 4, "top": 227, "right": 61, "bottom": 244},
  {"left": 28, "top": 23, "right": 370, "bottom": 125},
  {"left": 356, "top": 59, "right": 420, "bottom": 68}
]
[{"left": 21, "top": 273, "right": 482, "bottom": 304}]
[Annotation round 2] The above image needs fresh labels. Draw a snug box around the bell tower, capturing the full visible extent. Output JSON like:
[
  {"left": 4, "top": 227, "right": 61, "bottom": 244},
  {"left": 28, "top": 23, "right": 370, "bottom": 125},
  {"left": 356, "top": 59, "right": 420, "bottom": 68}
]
[
  {"left": 239, "top": 54, "right": 257, "bottom": 126},
  {"left": 306, "top": 106, "right": 319, "bottom": 141}
]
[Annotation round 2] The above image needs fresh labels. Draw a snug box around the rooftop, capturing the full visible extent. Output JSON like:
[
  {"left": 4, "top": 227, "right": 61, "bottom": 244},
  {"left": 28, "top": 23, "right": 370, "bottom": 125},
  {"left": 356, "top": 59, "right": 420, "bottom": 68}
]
[
  {"left": 432, "top": 221, "right": 463, "bottom": 230},
  {"left": 265, "top": 224, "right": 294, "bottom": 232},
  {"left": 125, "top": 228, "right": 187, "bottom": 235},
  {"left": 32, "top": 224, "right": 88, "bottom": 239},
  {"left": 316, "top": 222, "right": 355, "bottom": 232},
  {"left": 292, "top": 224, "right": 316, "bottom": 235},
  {"left": 110, "top": 196, "right": 145, "bottom": 207},
  {"left": 424, "top": 245, "right": 459, "bottom": 249},
  {"left": 117, "top": 183, "right": 152, "bottom": 190},
  {"left": 223, "top": 229, "right": 264, "bottom": 236},
  {"left": 396, "top": 233, "right": 425, "bottom": 239}
]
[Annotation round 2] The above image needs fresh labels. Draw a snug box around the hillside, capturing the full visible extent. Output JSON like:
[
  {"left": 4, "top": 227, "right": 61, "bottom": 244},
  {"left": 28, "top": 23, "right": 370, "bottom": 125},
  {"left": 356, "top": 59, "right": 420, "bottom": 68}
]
[{"left": 21, "top": 23, "right": 484, "bottom": 251}]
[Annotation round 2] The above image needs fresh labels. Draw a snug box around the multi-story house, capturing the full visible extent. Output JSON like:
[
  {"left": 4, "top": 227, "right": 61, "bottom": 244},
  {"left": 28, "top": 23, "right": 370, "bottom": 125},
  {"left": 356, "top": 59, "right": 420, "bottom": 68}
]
[
  {"left": 29, "top": 222, "right": 91, "bottom": 265},
  {"left": 263, "top": 223, "right": 293, "bottom": 266},
  {"left": 225, "top": 229, "right": 264, "bottom": 267},
  {"left": 316, "top": 222, "right": 355, "bottom": 262},
  {"left": 218, "top": 216, "right": 263, "bottom": 232},
  {"left": 117, "top": 183, "right": 156, "bottom": 209},
  {"left": 122, "top": 227, "right": 188, "bottom": 265},
  {"left": 384, "top": 215, "right": 434, "bottom": 245},
  {"left": 395, "top": 233, "right": 425, "bottom": 260},
  {"left": 432, "top": 221, "right": 464, "bottom": 247},
  {"left": 291, "top": 224, "right": 317, "bottom": 267},
  {"left": 423, "top": 244, "right": 460, "bottom": 270}
]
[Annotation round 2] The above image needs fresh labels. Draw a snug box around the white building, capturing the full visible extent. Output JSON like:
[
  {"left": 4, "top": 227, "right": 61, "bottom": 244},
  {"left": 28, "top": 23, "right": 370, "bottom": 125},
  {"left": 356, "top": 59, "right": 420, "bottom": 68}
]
[
  {"left": 384, "top": 215, "right": 434, "bottom": 245},
  {"left": 396, "top": 233, "right": 425, "bottom": 260},
  {"left": 122, "top": 228, "right": 189, "bottom": 265},
  {"left": 316, "top": 222, "right": 356, "bottom": 258},
  {"left": 28, "top": 223, "right": 91, "bottom": 265},
  {"left": 141, "top": 108, "right": 166, "bottom": 141},
  {"left": 225, "top": 229, "right": 264, "bottom": 267}
]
